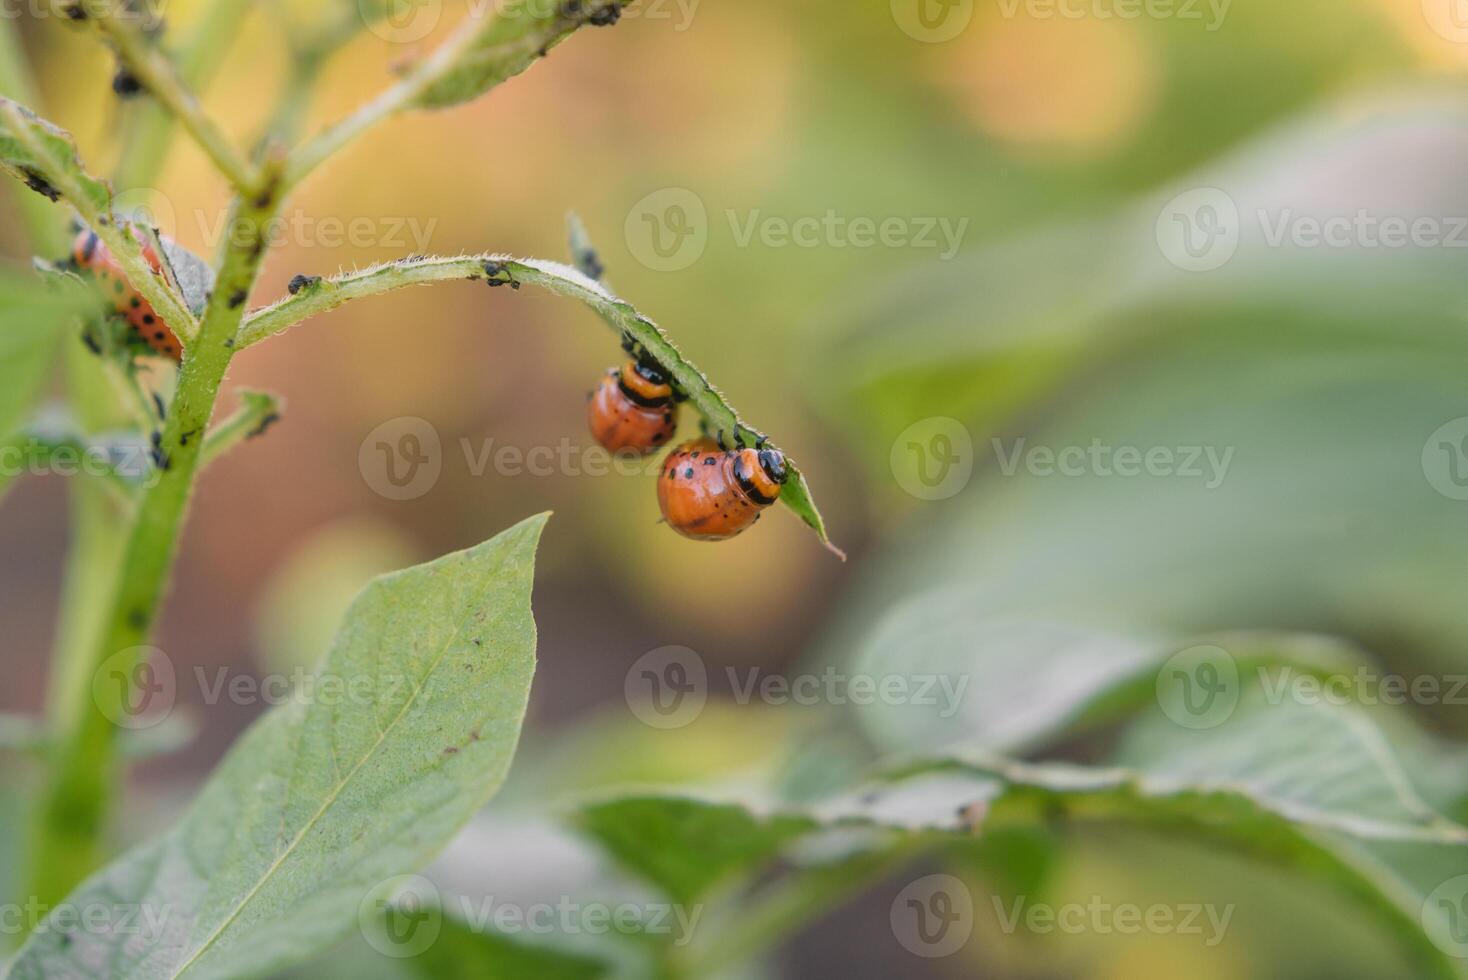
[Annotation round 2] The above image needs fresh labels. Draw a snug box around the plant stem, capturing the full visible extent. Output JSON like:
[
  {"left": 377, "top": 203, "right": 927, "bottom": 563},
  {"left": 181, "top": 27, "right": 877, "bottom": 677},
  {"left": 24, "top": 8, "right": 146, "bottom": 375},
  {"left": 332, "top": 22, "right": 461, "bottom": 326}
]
[
  {"left": 199, "top": 389, "right": 281, "bottom": 467},
  {"left": 59, "top": 0, "right": 258, "bottom": 193},
  {"left": 113, "top": 0, "right": 254, "bottom": 190},
  {"left": 25, "top": 160, "right": 284, "bottom": 906}
]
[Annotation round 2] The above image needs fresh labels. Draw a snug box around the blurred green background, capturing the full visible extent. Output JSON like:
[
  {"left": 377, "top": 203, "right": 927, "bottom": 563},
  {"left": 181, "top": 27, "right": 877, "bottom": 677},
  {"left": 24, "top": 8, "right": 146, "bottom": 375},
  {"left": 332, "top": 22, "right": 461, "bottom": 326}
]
[{"left": 5, "top": 0, "right": 1468, "bottom": 976}]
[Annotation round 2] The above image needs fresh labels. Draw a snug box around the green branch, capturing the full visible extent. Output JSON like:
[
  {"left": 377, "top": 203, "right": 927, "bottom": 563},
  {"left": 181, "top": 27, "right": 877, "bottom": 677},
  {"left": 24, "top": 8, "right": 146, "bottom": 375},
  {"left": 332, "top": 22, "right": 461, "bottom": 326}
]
[
  {"left": 112, "top": 0, "right": 254, "bottom": 189},
  {"left": 54, "top": 0, "right": 258, "bottom": 192},
  {"left": 285, "top": 0, "right": 630, "bottom": 189},
  {"left": 236, "top": 252, "right": 842, "bottom": 555},
  {"left": 200, "top": 389, "right": 282, "bottom": 467},
  {"left": 26, "top": 156, "right": 286, "bottom": 906}
]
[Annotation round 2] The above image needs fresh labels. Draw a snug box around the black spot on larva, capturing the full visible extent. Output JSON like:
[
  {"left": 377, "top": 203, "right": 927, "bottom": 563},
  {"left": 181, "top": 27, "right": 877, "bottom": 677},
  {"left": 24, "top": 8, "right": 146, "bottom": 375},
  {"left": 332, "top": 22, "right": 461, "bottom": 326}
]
[
  {"left": 130, "top": 296, "right": 140, "bottom": 308},
  {"left": 62, "top": 2, "right": 85, "bottom": 18},
  {"left": 113, "top": 280, "right": 124, "bottom": 294},
  {"left": 684, "top": 468, "right": 693, "bottom": 478},
  {"left": 227, "top": 290, "right": 246, "bottom": 308},
  {"left": 127, "top": 607, "right": 148, "bottom": 629},
  {"left": 153, "top": 332, "right": 165, "bottom": 341},
  {"left": 287, "top": 273, "right": 322, "bottom": 295},
  {"left": 704, "top": 457, "right": 716, "bottom": 465},
  {"left": 143, "top": 313, "right": 155, "bottom": 325},
  {"left": 224, "top": 337, "right": 235, "bottom": 348}
]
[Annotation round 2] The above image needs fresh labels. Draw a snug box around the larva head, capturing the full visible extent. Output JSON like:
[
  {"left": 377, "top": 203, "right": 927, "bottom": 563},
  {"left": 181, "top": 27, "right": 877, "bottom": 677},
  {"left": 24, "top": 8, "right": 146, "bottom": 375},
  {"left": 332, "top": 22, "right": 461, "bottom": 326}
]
[
  {"left": 617, "top": 359, "right": 675, "bottom": 407},
  {"left": 732, "top": 446, "right": 787, "bottom": 506}
]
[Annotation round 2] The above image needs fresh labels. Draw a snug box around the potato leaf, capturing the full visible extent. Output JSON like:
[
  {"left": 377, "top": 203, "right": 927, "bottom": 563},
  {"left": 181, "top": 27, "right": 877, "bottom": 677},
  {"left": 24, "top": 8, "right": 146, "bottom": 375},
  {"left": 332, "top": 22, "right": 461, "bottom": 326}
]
[
  {"left": 6, "top": 514, "right": 549, "bottom": 980},
  {"left": 564, "top": 691, "right": 1468, "bottom": 979},
  {"left": 415, "top": 0, "right": 632, "bottom": 109}
]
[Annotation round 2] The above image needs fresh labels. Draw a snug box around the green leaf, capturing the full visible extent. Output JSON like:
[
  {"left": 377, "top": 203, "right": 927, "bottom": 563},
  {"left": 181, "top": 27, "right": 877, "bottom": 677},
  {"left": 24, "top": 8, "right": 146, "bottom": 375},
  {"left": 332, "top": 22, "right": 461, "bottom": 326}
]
[
  {"left": 392, "top": 913, "right": 610, "bottom": 980},
  {"left": 0, "top": 99, "right": 109, "bottom": 215},
  {"left": 848, "top": 605, "right": 1368, "bottom": 755},
  {"left": 415, "top": 1, "right": 631, "bottom": 109},
  {"left": 575, "top": 797, "right": 817, "bottom": 907},
  {"left": 6, "top": 514, "right": 549, "bottom": 980},
  {"left": 551, "top": 688, "right": 1468, "bottom": 979},
  {"left": 236, "top": 254, "right": 841, "bottom": 555}
]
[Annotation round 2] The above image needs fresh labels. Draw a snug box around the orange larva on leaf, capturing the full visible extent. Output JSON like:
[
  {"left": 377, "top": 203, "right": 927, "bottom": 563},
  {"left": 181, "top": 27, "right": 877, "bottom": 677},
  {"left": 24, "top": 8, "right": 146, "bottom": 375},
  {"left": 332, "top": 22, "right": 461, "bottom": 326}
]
[
  {"left": 657, "top": 438, "right": 788, "bottom": 541},
  {"left": 71, "top": 229, "right": 183, "bottom": 362},
  {"left": 587, "top": 359, "right": 678, "bottom": 455}
]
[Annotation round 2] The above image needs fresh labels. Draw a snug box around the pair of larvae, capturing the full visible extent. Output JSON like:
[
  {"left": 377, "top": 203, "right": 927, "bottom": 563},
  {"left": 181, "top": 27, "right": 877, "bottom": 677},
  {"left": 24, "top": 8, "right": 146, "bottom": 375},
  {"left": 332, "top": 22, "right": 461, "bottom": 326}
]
[{"left": 588, "top": 360, "right": 787, "bottom": 540}]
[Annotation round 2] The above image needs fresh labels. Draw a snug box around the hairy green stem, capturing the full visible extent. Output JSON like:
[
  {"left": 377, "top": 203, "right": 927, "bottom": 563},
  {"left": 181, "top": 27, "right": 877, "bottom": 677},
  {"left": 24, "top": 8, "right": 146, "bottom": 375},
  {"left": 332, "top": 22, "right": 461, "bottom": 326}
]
[
  {"left": 56, "top": 0, "right": 258, "bottom": 192},
  {"left": 113, "top": 0, "right": 254, "bottom": 190},
  {"left": 26, "top": 162, "right": 283, "bottom": 905},
  {"left": 199, "top": 389, "right": 281, "bottom": 467}
]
